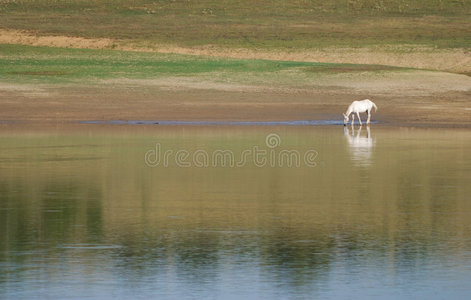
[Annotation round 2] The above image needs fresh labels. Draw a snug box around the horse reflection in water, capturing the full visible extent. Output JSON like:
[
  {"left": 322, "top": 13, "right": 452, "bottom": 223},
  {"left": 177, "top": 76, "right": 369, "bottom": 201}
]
[{"left": 344, "top": 125, "right": 374, "bottom": 167}]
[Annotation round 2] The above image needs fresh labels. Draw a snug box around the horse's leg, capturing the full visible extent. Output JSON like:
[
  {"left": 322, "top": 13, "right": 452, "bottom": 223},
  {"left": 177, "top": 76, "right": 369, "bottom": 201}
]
[
  {"left": 351, "top": 114, "right": 355, "bottom": 125},
  {"left": 357, "top": 112, "right": 362, "bottom": 126},
  {"left": 367, "top": 110, "right": 371, "bottom": 124}
]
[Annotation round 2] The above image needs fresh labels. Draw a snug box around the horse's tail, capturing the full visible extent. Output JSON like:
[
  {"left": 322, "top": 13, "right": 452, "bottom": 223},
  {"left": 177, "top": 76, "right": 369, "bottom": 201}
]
[{"left": 372, "top": 101, "right": 378, "bottom": 112}]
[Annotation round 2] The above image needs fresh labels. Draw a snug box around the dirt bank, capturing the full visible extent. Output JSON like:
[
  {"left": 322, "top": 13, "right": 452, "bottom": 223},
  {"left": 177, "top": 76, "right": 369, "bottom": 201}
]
[{"left": 0, "top": 29, "right": 470, "bottom": 127}]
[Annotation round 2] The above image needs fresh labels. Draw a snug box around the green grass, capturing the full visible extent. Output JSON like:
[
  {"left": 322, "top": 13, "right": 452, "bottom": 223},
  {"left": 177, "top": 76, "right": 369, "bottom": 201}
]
[
  {"left": 0, "top": 44, "right": 303, "bottom": 82},
  {"left": 0, "top": 44, "right": 411, "bottom": 86},
  {"left": 0, "top": 0, "right": 469, "bottom": 50}
]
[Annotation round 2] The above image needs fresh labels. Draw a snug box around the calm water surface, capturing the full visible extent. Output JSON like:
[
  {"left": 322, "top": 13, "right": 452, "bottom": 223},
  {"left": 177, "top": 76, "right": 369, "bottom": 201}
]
[{"left": 1, "top": 125, "right": 471, "bottom": 299}]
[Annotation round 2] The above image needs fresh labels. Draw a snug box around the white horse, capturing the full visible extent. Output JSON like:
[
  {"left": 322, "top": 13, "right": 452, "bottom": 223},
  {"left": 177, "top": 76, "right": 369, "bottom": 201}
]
[{"left": 343, "top": 99, "right": 378, "bottom": 126}]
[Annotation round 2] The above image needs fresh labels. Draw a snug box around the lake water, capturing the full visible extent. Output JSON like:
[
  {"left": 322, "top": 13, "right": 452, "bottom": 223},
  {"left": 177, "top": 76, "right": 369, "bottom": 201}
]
[{"left": 1, "top": 124, "right": 471, "bottom": 299}]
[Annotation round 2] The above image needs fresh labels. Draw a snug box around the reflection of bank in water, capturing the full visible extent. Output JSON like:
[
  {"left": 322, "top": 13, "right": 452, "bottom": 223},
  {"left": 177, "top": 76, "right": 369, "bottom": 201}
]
[{"left": 344, "top": 125, "right": 374, "bottom": 167}]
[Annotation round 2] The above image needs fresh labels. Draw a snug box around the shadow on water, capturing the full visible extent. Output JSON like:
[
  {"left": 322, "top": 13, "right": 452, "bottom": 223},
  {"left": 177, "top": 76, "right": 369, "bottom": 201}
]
[{"left": 0, "top": 125, "right": 471, "bottom": 299}]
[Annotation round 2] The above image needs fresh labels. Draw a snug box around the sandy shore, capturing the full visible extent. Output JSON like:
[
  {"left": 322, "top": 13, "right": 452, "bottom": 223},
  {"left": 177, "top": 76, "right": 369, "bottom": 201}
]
[{"left": 1, "top": 76, "right": 470, "bottom": 127}]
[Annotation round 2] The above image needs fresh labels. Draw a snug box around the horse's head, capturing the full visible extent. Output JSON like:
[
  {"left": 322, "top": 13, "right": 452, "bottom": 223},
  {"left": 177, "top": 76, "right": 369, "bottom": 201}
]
[{"left": 343, "top": 113, "right": 349, "bottom": 126}]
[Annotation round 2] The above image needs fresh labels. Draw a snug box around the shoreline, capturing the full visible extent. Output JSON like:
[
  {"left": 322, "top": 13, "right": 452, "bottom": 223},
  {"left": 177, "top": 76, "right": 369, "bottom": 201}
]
[
  {"left": 1, "top": 91, "right": 470, "bottom": 128},
  {"left": 2, "top": 114, "right": 471, "bottom": 129}
]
